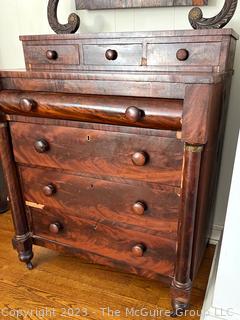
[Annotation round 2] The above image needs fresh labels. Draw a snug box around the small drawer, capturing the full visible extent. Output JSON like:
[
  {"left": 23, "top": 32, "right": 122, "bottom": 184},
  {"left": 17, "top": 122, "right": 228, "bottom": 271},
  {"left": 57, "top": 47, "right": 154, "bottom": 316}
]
[
  {"left": 83, "top": 44, "right": 142, "bottom": 66},
  {"left": 20, "top": 166, "right": 180, "bottom": 238},
  {"left": 147, "top": 42, "right": 221, "bottom": 67},
  {"left": 29, "top": 207, "right": 176, "bottom": 277},
  {"left": 23, "top": 45, "right": 80, "bottom": 70},
  {"left": 11, "top": 122, "right": 184, "bottom": 186},
  {"left": 0, "top": 91, "right": 183, "bottom": 131}
]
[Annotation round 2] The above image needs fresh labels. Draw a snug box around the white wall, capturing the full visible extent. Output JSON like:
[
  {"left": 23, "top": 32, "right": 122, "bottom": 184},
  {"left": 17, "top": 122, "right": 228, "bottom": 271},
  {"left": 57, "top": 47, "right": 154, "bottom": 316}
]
[
  {"left": 0, "top": 0, "right": 239, "bottom": 234},
  {"left": 201, "top": 131, "right": 240, "bottom": 320}
]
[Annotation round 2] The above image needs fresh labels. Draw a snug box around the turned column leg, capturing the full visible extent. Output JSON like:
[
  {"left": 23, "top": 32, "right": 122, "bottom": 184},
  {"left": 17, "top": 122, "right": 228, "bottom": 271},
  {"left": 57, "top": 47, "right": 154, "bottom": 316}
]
[
  {"left": 0, "top": 161, "right": 9, "bottom": 213},
  {"left": 171, "top": 144, "right": 203, "bottom": 317},
  {"left": 0, "top": 122, "right": 33, "bottom": 269}
]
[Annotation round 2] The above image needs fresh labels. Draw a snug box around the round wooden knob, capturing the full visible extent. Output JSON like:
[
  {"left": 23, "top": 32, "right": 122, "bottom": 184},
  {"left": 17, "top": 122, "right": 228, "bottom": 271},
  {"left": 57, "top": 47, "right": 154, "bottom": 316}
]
[
  {"left": 105, "top": 49, "right": 118, "bottom": 61},
  {"left": 132, "top": 244, "right": 146, "bottom": 257},
  {"left": 19, "top": 98, "right": 35, "bottom": 112},
  {"left": 132, "top": 151, "right": 148, "bottom": 166},
  {"left": 46, "top": 50, "right": 58, "bottom": 60},
  {"left": 132, "top": 201, "right": 146, "bottom": 215},
  {"left": 34, "top": 139, "right": 49, "bottom": 153},
  {"left": 176, "top": 49, "right": 189, "bottom": 61},
  {"left": 43, "top": 184, "right": 56, "bottom": 197},
  {"left": 125, "top": 106, "right": 142, "bottom": 123},
  {"left": 49, "top": 222, "right": 62, "bottom": 234}
]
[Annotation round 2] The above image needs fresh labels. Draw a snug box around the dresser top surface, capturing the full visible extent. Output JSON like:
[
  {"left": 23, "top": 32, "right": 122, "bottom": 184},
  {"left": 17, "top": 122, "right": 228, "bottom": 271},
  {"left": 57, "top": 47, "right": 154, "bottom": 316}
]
[{"left": 19, "top": 28, "right": 239, "bottom": 41}]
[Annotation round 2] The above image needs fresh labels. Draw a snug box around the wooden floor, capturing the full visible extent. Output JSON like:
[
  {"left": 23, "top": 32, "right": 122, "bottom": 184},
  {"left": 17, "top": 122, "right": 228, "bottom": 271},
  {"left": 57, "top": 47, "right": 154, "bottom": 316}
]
[{"left": 0, "top": 211, "right": 214, "bottom": 320}]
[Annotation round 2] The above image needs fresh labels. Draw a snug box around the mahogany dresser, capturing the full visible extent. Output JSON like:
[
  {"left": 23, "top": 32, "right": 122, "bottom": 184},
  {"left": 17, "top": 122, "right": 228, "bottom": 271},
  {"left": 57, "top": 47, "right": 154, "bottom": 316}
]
[{"left": 0, "top": 29, "right": 237, "bottom": 315}]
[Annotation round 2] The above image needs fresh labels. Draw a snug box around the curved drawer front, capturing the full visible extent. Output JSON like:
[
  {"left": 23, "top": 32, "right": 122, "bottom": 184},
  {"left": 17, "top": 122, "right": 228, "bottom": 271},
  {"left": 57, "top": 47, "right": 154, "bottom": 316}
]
[
  {"left": 0, "top": 91, "right": 182, "bottom": 130},
  {"left": 20, "top": 166, "right": 180, "bottom": 239},
  {"left": 11, "top": 122, "right": 184, "bottom": 186},
  {"left": 29, "top": 207, "right": 176, "bottom": 277}
]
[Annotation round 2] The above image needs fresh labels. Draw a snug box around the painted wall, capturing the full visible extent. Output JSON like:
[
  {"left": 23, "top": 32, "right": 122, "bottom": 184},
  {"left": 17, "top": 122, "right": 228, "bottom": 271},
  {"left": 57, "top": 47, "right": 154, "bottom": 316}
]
[
  {"left": 201, "top": 131, "right": 240, "bottom": 320},
  {"left": 0, "top": 0, "right": 240, "bottom": 234}
]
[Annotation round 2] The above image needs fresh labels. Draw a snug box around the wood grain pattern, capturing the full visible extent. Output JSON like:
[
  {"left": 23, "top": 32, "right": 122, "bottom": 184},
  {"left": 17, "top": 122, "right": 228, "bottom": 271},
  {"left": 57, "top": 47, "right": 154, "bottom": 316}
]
[
  {"left": 171, "top": 144, "right": 203, "bottom": 313},
  {"left": 0, "top": 211, "right": 215, "bottom": 320},
  {"left": 0, "top": 162, "right": 9, "bottom": 213},
  {"left": 182, "top": 84, "right": 213, "bottom": 144},
  {"left": 19, "top": 166, "right": 180, "bottom": 238},
  {"left": 19, "top": 29, "right": 237, "bottom": 73},
  {"left": 23, "top": 45, "right": 80, "bottom": 66},
  {"left": 0, "top": 123, "right": 27, "bottom": 235},
  {"left": 6, "top": 115, "right": 177, "bottom": 138},
  {"left": 29, "top": 207, "right": 177, "bottom": 277},
  {"left": 147, "top": 42, "right": 221, "bottom": 67},
  {"left": 76, "top": 0, "right": 208, "bottom": 10},
  {"left": 190, "top": 82, "right": 224, "bottom": 278},
  {"left": 10, "top": 122, "right": 184, "bottom": 186},
  {"left": 0, "top": 91, "right": 183, "bottom": 130},
  {"left": 0, "top": 123, "right": 33, "bottom": 267},
  {"left": 0, "top": 28, "right": 237, "bottom": 314}
]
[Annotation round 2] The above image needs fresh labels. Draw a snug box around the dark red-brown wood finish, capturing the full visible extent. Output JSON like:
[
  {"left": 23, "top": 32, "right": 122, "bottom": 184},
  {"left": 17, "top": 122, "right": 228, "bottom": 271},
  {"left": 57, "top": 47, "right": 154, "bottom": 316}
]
[{"left": 0, "top": 28, "right": 237, "bottom": 315}]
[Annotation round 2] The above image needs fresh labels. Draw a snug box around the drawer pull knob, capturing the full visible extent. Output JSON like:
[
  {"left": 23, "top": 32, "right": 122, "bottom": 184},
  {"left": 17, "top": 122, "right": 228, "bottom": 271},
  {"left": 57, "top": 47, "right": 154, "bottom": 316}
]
[
  {"left": 132, "top": 151, "right": 148, "bottom": 166},
  {"left": 132, "top": 244, "right": 146, "bottom": 257},
  {"left": 34, "top": 139, "right": 49, "bottom": 153},
  {"left": 105, "top": 49, "right": 118, "bottom": 61},
  {"left": 43, "top": 184, "right": 56, "bottom": 197},
  {"left": 125, "top": 106, "right": 142, "bottom": 123},
  {"left": 176, "top": 49, "right": 189, "bottom": 61},
  {"left": 49, "top": 222, "right": 62, "bottom": 234},
  {"left": 19, "top": 98, "right": 35, "bottom": 112},
  {"left": 46, "top": 50, "right": 58, "bottom": 60},
  {"left": 132, "top": 201, "right": 146, "bottom": 215}
]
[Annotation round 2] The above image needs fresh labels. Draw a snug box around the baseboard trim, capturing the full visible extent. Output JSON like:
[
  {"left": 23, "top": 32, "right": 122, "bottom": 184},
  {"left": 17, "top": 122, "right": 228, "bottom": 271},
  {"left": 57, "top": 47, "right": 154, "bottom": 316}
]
[{"left": 209, "top": 224, "right": 224, "bottom": 245}]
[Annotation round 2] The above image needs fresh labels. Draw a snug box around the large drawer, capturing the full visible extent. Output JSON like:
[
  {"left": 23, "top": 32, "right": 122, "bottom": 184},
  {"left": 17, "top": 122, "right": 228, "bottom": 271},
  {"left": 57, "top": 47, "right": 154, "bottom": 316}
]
[
  {"left": 11, "top": 122, "right": 184, "bottom": 186},
  {"left": 19, "top": 166, "right": 180, "bottom": 238},
  {"left": 29, "top": 207, "right": 177, "bottom": 277},
  {"left": 0, "top": 91, "right": 183, "bottom": 131}
]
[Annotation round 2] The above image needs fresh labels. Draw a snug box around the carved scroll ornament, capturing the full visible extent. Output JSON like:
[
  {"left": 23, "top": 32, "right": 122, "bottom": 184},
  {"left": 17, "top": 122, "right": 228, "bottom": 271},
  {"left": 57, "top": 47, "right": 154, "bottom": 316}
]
[
  {"left": 47, "top": 0, "right": 80, "bottom": 34},
  {"left": 189, "top": 0, "right": 238, "bottom": 29}
]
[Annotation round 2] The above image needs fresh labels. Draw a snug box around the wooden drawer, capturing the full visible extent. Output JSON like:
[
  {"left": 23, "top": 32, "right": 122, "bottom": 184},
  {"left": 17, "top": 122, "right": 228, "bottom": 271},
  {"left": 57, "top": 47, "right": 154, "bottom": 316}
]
[
  {"left": 29, "top": 207, "right": 176, "bottom": 277},
  {"left": 83, "top": 44, "right": 142, "bottom": 66},
  {"left": 11, "top": 122, "right": 184, "bottom": 186},
  {"left": 20, "top": 166, "right": 180, "bottom": 238},
  {"left": 147, "top": 42, "right": 221, "bottom": 67},
  {"left": 20, "top": 31, "right": 232, "bottom": 72},
  {"left": 23, "top": 45, "right": 80, "bottom": 69},
  {"left": 0, "top": 91, "right": 183, "bottom": 130}
]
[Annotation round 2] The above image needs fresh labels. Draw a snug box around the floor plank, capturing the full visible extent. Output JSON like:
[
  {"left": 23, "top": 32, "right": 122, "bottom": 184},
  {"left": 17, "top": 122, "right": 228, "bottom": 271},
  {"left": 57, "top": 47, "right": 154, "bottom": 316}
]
[{"left": 0, "top": 211, "right": 214, "bottom": 319}]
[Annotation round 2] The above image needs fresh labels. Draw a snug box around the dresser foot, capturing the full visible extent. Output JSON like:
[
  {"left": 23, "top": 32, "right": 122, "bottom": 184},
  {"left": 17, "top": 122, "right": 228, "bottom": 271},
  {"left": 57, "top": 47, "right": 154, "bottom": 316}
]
[
  {"left": 26, "top": 261, "right": 33, "bottom": 270},
  {"left": 170, "top": 279, "right": 192, "bottom": 317},
  {"left": 12, "top": 233, "right": 34, "bottom": 269},
  {"left": 18, "top": 248, "right": 34, "bottom": 269},
  {"left": 170, "top": 301, "right": 189, "bottom": 317}
]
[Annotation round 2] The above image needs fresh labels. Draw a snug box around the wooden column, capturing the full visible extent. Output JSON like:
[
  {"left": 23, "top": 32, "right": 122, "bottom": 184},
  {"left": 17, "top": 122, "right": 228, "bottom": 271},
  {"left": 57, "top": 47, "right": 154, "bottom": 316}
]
[
  {"left": 0, "top": 161, "right": 9, "bottom": 213},
  {"left": 0, "top": 122, "right": 33, "bottom": 269},
  {"left": 171, "top": 143, "right": 203, "bottom": 316}
]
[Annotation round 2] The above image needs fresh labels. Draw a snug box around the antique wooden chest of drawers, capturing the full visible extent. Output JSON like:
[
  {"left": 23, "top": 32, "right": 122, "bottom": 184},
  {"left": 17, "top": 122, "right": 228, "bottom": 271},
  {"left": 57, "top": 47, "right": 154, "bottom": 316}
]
[{"left": 0, "top": 28, "right": 238, "bottom": 315}]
